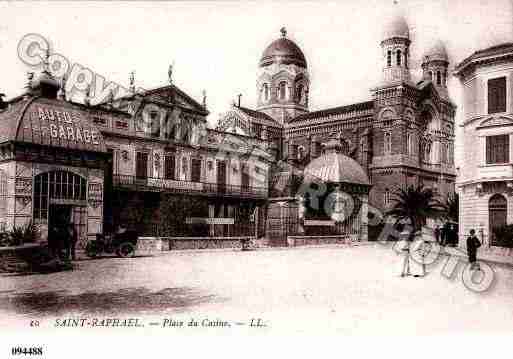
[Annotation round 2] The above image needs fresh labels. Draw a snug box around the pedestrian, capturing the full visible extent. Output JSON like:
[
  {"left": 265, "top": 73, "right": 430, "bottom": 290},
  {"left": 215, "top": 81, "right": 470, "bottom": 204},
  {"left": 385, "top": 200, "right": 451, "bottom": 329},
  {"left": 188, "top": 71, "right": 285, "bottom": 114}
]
[
  {"left": 65, "top": 223, "right": 78, "bottom": 261},
  {"left": 434, "top": 225, "right": 440, "bottom": 244},
  {"left": 440, "top": 223, "right": 447, "bottom": 246},
  {"left": 466, "top": 229, "right": 481, "bottom": 270}
]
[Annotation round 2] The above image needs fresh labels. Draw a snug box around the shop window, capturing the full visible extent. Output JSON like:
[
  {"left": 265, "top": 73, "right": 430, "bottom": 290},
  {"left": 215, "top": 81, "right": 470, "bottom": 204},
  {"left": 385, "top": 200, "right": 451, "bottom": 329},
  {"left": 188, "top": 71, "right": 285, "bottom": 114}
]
[
  {"left": 488, "top": 77, "right": 507, "bottom": 114},
  {"left": 486, "top": 134, "right": 509, "bottom": 164}
]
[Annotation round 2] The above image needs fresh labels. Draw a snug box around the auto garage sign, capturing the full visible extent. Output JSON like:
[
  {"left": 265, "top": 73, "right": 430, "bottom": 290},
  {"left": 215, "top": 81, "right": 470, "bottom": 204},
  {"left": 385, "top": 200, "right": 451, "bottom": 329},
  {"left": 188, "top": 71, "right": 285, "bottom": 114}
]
[{"left": 36, "top": 106, "right": 101, "bottom": 145}]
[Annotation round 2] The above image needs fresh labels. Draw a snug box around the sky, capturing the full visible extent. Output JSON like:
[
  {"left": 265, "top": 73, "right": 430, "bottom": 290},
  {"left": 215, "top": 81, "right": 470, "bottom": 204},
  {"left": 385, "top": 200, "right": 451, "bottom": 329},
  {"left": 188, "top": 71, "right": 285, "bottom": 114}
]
[{"left": 1, "top": 0, "right": 512, "bottom": 167}]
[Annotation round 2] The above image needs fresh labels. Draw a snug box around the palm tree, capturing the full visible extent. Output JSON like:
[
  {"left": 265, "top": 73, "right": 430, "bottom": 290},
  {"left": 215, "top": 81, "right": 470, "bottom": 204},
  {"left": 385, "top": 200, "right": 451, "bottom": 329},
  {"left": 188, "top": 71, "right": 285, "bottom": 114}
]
[
  {"left": 387, "top": 184, "right": 445, "bottom": 240},
  {"left": 387, "top": 185, "right": 445, "bottom": 277},
  {"left": 443, "top": 192, "right": 459, "bottom": 223}
]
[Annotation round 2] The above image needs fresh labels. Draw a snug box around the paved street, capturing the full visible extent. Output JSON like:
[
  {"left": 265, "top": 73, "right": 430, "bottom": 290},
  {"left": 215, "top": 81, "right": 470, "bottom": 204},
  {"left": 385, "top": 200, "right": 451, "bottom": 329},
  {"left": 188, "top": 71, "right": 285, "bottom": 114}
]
[{"left": 1, "top": 244, "right": 513, "bottom": 334}]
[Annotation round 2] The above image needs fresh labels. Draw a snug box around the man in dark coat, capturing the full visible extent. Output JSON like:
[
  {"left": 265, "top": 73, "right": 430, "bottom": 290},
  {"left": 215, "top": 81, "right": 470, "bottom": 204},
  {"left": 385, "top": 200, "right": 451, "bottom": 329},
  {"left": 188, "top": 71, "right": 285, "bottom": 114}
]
[
  {"left": 466, "top": 229, "right": 481, "bottom": 269},
  {"left": 434, "top": 225, "right": 441, "bottom": 244},
  {"left": 65, "top": 223, "right": 78, "bottom": 261}
]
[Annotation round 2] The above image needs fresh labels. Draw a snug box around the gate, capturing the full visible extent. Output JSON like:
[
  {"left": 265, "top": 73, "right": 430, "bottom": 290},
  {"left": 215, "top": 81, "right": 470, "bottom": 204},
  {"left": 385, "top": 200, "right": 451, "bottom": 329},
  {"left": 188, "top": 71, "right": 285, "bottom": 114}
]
[{"left": 266, "top": 201, "right": 299, "bottom": 246}]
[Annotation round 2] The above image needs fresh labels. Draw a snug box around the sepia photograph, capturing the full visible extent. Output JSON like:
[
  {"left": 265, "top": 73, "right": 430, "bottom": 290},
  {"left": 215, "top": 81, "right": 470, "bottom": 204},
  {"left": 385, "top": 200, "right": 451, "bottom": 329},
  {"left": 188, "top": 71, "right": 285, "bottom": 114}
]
[{"left": 0, "top": 0, "right": 512, "bottom": 357}]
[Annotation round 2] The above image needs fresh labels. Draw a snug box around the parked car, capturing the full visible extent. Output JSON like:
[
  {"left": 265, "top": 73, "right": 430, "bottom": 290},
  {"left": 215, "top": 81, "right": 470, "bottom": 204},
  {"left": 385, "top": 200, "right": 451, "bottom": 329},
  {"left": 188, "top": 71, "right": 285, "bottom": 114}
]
[{"left": 85, "top": 230, "right": 138, "bottom": 258}]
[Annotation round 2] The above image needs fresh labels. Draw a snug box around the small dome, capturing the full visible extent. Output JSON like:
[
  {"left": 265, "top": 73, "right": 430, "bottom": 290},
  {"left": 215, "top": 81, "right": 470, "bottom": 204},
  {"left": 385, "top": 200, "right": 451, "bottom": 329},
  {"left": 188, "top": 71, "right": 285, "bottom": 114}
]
[
  {"left": 31, "top": 71, "right": 59, "bottom": 98},
  {"left": 259, "top": 28, "right": 307, "bottom": 68},
  {"left": 383, "top": 13, "right": 409, "bottom": 40},
  {"left": 304, "top": 140, "right": 370, "bottom": 186},
  {"left": 424, "top": 40, "right": 448, "bottom": 62}
]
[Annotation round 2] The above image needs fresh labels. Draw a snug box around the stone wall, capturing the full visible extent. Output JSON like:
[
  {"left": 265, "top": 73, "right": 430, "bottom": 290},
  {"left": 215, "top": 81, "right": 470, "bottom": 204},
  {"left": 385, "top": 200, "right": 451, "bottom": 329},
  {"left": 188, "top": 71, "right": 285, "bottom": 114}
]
[{"left": 287, "top": 235, "right": 350, "bottom": 247}]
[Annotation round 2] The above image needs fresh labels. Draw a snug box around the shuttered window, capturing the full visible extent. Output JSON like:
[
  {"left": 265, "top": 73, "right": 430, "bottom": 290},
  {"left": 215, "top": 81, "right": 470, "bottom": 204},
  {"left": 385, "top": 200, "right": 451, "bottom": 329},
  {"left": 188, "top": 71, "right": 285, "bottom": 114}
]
[
  {"left": 488, "top": 77, "right": 506, "bottom": 114},
  {"left": 486, "top": 134, "right": 509, "bottom": 164}
]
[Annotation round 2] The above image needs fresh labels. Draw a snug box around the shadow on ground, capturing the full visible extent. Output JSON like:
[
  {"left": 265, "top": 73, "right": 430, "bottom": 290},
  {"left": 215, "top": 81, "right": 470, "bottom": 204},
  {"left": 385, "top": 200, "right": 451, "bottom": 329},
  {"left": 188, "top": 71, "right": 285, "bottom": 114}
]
[{"left": 0, "top": 287, "right": 224, "bottom": 317}]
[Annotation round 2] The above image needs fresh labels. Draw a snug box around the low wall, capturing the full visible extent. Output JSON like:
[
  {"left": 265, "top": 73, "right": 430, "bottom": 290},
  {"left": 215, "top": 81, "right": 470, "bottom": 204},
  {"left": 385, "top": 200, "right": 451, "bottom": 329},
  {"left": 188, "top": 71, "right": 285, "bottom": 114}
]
[
  {"left": 137, "top": 236, "right": 253, "bottom": 251},
  {"left": 287, "top": 235, "right": 355, "bottom": 247}
]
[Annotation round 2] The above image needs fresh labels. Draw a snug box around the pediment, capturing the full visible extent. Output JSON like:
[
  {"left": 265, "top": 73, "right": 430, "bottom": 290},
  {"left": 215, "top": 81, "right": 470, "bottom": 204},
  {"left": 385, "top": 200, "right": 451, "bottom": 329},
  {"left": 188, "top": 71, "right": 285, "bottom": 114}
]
[
  {"left": 143, "top": 86, "right": 205, "bottom": 112},
  {"left": 217, "top": 110, "right": 250, "bottom": 134},
  {"left": 477, "top": 115, "right": 513, "bottom": 129}
]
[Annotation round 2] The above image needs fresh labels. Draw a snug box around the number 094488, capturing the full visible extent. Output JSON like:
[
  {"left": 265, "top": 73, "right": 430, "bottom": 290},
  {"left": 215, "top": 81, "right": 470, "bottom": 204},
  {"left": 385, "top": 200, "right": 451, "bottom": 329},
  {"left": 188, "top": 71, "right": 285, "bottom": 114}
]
[{"left": 11, "top": 347, "right": 43, "bottom": 356}]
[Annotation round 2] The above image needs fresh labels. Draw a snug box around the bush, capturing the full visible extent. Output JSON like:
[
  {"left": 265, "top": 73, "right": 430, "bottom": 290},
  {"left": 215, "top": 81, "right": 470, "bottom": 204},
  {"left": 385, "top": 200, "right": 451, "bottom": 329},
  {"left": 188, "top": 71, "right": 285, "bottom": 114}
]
[{"left": 0, "top": 223, "right": 38, "bottom": 247}]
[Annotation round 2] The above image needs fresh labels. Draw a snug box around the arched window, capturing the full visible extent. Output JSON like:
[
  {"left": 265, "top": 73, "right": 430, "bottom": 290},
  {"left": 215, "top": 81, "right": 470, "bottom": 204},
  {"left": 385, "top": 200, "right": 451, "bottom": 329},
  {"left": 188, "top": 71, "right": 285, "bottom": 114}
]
[
  {"left": 384, "top": 132, "right": 392, "bottom": 154},
  {"left": 443, "top": 70, "right": 447, "bottom": 86},
  {"left": 33, "top": 171, "right": 87, "bottom": 223},
  {"left": 297, "top": 146, "right": 305, "bottom": 160},
  {"left": 436, "top": 71, "right": 441, "bottom": 85},
  {"left": 441, "top": 141, "right": 447, "bottom": 163},
  {"left": 421, "top": 139, "right": 432, "bottom": 162},
  {"left": 263, "top": 83, "right": 269, "bottom": 101},
  {"left": 279, "top": 82, "right": 287, "bottom": 100},
  {"left": 396, "top": 50, "right": 402, "bottom": 66},
  {"left": 430, "top": 71, "right": 433, "bottom": 81},
  {"left": 387, "top": 50, "right": 392, "bottom": 67},
  {"left": 296, "top": 84, "right": 303, "bottom": 103},
  {"left": 384, "top": 188, "right": 391, "bottom": 206},
  {"left": 489, "top": 194, "right": 507, "bottom": 245}
]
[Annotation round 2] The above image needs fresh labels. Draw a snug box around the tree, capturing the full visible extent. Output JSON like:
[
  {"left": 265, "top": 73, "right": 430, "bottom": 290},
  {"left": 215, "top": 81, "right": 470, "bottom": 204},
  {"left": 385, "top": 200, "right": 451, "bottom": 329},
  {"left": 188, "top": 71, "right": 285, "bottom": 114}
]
[
  {"left": 443, "top": 192, "right": 459, "bottom": 223},
  {"left": 387, "top": 184, "right": 445, "bottom": 241}
]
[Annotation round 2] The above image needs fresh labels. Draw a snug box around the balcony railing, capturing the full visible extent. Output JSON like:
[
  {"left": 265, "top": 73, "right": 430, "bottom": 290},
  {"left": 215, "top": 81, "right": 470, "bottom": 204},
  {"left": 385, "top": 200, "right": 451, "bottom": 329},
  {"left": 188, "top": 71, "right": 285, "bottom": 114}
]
[{"left": 112, "top": 174, "right": 268, "bottom": 199}]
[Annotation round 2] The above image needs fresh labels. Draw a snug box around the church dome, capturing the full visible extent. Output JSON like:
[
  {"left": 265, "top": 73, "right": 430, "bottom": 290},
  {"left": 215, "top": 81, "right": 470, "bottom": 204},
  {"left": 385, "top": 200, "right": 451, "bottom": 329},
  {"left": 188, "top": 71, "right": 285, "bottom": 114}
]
[
  {"left": 303, "top": 139, "right": 370, "bottom": 186},
  {"left": 424, "top": 40, "right": 448, "bottom": 62},
  {"left": 259, "top": 28, "right": 307, "bottom": 68},
  {"left": 382, "top": 13, "right": 409, "bottom": 40}
]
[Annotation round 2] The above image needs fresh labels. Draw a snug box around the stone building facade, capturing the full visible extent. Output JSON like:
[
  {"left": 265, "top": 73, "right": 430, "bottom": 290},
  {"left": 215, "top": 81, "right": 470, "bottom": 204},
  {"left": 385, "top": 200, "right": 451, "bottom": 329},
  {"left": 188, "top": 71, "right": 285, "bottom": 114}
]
[
  {"left": 455, "top": 42, "right": 513, "bottom": 250},
  {"left": 0, "top": 63, "right": 272, "bottom": 247}
]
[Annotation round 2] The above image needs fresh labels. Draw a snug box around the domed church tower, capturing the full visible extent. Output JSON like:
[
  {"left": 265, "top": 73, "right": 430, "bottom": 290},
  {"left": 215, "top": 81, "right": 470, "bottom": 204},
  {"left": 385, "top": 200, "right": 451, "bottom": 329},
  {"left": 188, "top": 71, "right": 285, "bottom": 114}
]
[
  {"left": 421, "top": 40, "right": 450, "bottom": 99},
  {"left": 380, "top": 10, "right": 411, "bottom": 84},
  {"left": 256, "top": 27, "right": 310, "bottom": 125}
]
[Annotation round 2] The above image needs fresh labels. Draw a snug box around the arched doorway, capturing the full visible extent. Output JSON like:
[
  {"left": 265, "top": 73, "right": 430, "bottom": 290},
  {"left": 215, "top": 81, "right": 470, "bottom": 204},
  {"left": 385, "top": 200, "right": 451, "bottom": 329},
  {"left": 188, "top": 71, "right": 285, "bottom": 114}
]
[
  {"left": 489, "top": 193, "right": 507, "bottom": 245},
  {"left": 33, "top": 170, "right": 88, "bottom": 246}
]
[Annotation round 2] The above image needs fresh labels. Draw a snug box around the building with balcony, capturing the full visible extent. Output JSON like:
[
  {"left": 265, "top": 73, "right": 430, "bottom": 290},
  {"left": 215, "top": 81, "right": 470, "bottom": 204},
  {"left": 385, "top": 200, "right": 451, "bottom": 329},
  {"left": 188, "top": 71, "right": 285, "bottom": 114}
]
[
  {"left": 455, "top": 43, "right": 513, "bottom": 250},
  {"left": 0, "top": 62, "right": 272, "bottom": 246}
]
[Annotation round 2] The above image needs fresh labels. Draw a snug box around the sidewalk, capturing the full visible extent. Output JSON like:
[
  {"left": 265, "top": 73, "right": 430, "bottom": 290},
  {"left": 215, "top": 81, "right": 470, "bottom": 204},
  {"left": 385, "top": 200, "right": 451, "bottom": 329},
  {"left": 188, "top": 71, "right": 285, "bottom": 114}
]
[{"left": 419, "top": 229, "right": 513, "bottom": 268}]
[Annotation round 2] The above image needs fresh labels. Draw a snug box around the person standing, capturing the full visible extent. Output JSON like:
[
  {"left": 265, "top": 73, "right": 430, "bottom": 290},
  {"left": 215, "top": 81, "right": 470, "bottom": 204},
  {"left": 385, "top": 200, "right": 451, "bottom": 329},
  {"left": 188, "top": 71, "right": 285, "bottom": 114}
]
[
  {"left": 466, "top": 229, "right": 481, "bottom": 270},
  {"left": 434, "top": 225, "right": 441, "bottom": 244},
  {"left": 65, "top": 223, "right": 78, "bottom": 261}
]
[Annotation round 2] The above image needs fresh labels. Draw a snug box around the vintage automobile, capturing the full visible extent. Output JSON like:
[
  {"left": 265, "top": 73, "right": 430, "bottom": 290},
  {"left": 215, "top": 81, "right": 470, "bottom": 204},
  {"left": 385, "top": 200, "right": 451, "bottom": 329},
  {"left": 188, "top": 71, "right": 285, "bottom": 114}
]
[{"left": 85, "top": 230, "right": 138, "bottom": 258}]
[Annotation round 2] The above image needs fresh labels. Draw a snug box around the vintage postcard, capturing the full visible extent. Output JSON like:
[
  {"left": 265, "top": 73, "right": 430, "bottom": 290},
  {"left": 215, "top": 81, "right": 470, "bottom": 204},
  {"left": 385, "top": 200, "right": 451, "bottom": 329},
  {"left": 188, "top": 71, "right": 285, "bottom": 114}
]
[{"left": 1, "top": 0, "right": 512, "bottom": 357}]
